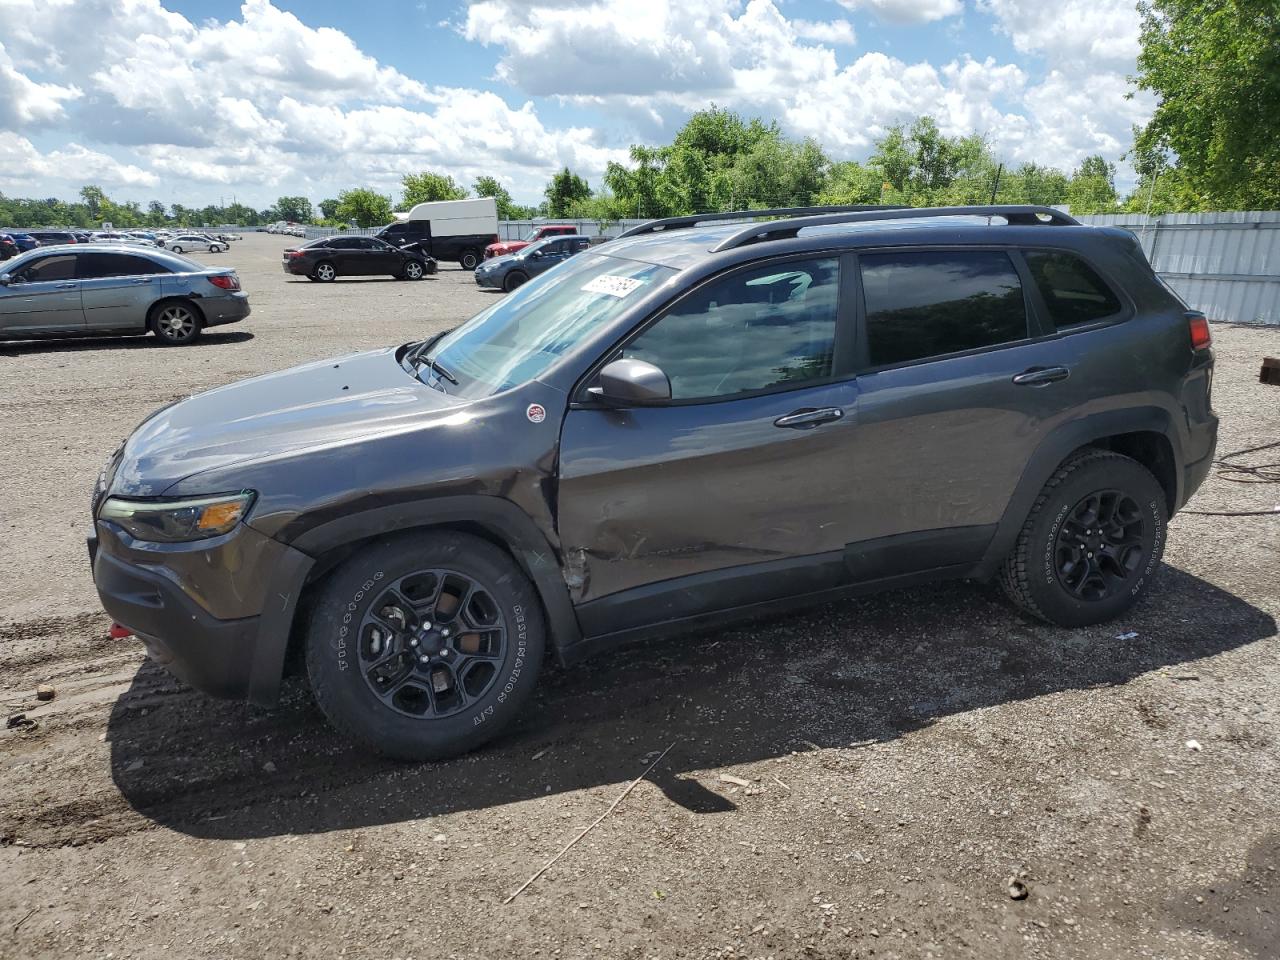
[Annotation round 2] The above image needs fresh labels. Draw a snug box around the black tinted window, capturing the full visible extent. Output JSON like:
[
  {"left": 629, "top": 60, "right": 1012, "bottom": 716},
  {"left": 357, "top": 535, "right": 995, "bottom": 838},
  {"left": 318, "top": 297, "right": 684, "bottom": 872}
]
[
  {"left": 624, "top": 258, "right": 839, "bottom": 400},
  {"left": 328, "top": 238, "right": 361, "bottom": 249},
  {"left": 1025, "top": 251, "right": 1122, "bottom": 329},
  {"left": 861, "top": 251, "right": 1027, "bottom": 367},
  {"left": 14, "top": 254, "right": 76, "bottom": 283},
  {"left": 78, "top": 253, "right": 168, "bottom": 279}
]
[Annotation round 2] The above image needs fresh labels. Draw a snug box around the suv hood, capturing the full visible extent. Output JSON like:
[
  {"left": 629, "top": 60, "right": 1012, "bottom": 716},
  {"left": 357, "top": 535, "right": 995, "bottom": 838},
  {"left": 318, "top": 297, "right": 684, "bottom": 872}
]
[{"left": 111, "top": 347, "right": 461, "bottom": 496}]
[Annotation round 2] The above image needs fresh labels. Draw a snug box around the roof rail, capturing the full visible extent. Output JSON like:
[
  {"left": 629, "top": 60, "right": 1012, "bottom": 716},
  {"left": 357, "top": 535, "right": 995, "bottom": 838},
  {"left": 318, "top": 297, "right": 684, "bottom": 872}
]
[
  {"left": 614, "top": 204, "right": 909, "bottom": 241},
  {"left": 708, "top": 204, "right": 1081, "bottom": 253}
]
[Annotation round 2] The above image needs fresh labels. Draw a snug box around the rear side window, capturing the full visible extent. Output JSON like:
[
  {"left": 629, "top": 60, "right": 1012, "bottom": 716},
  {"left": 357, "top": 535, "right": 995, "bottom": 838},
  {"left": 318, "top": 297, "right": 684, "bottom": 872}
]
[
  {"left": 1025, "top": 251, "right": 1123, "bottom": 329},
  {"left": 624, "top": 257, "right": 840, "bottom": 400},
  {"left": 860, "top": 251, "right": 1028, "bottom": 367},
  {"left": 78, "top": 253, "right": 169, "bottom": 279}
]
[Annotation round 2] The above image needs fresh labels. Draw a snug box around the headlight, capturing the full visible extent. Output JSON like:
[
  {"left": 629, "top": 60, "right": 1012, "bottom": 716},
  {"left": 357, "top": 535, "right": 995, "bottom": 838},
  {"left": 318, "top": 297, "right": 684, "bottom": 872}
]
[{"left": 99, "top": 491, "right": 255, "bottom": 542}]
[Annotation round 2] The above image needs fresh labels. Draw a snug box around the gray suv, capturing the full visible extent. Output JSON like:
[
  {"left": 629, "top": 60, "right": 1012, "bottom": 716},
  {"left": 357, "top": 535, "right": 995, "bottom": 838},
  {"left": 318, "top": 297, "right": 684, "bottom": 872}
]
[
  {"left": 88, "top": 205, "right": 1218, "bottom": 760},
  {"left": 474, "top": 234, "right": 592, "bottom": 291},
  {"left": 0, "top": 244, "right": 248, "bottom": 345}
]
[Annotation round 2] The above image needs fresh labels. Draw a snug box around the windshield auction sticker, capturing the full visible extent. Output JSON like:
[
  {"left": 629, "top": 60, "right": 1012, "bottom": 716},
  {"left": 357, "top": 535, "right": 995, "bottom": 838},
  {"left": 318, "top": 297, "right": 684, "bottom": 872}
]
[{"left": 582, "top": 275, "right": 645, "bottom": 298}]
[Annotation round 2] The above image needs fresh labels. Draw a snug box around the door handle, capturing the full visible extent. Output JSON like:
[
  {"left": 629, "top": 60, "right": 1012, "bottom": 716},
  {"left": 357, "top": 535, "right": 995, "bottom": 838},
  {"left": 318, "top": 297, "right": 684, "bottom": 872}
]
[
  {"left": 774, "top": 407, "right": 844, "bottom": 429},
  {"left": 56, "top": 282, "right": 77, "bottom": 289},
  {"left": 1012, "top": 366, "right": 1070, "bottom": 387},
  {"left": 131, "top": 277, "right": 152, "bottom": 284}
]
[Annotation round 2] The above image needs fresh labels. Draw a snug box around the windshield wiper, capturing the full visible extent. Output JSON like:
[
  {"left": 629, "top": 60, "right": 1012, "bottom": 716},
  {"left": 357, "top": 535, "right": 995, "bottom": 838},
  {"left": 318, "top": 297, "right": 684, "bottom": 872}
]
[{"left": 413, "top": 353, "right": 458, "bottom": 385}]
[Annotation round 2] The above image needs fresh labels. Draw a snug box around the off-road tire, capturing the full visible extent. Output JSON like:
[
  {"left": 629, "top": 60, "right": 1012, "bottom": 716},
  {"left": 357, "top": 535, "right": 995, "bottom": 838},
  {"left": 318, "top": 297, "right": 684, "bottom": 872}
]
[
  {"left": 305, "top": 532, "right": 545, "bottom": 761},
  {"left": 999, "top": 449, "right": 1167, "bottom": 627}
]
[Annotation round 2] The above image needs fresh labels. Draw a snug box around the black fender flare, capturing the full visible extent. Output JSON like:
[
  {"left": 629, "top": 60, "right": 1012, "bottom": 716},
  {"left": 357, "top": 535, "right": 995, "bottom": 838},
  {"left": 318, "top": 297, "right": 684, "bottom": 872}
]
[
  {"left": 248, "top": 496, "right": 580, "bottom": 705},
  {"left": 972, "top": 407, "right": 1184, "bottom": 579}
]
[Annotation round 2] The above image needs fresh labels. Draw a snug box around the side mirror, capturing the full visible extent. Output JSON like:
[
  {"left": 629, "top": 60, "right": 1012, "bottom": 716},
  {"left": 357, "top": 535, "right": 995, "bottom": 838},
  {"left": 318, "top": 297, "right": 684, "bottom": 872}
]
[
  {"left": 0, "top": 273, "right": 9, "bottom": 286},
  {"left": 588, "top": 358, "right": 671, "bottom": 406}
]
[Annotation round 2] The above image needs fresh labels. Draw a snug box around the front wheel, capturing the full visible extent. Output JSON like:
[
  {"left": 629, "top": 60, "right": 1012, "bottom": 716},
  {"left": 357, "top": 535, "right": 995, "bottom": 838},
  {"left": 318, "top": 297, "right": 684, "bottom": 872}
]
[
  {"left": 999, "top": 450, "right": 1167, "bottom": 627},
  {"left": 305, "top": 532, "right": 546, "bottom": 761},
  {"left": 503, "top": 270, "right": 528, "bottom": 293},
  {"left": 171, "top": 245, "right": 183, "bottom": 253},
  {"left": 402, "top": 260, "right": 425, "bottom": 281}
]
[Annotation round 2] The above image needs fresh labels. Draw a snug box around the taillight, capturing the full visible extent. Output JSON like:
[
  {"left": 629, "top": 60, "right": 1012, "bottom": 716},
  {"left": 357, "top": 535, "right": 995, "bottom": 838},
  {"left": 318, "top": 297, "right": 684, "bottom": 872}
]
[
  {"left": 1188, "top": 312, "right": 1211, "bottom": 351},
  {"left": 208, "top": 273, "right": 240, "bottom": 291},
  {"left": 287, "top": 250, "right": 304, "bottom": 258}
]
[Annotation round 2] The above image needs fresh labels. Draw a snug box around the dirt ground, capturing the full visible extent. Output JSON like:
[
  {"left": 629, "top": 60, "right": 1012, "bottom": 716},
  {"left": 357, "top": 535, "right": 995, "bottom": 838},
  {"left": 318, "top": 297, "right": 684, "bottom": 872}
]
[{"left": 1, "top": 233, "right": 1278, "bottom": 960}]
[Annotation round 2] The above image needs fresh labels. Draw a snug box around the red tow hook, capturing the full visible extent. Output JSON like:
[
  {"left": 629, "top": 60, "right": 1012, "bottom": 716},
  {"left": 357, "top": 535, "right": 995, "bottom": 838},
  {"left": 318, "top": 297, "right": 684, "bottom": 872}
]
[{"left": 109, "top": 623, "right": 134, "bottom": 639}]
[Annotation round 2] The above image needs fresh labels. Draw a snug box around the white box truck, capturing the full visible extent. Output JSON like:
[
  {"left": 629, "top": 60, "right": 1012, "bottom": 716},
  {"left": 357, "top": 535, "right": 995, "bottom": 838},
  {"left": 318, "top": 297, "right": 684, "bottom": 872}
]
[{"left": 376, "top": 197, "right": 499, "bottom": 270}]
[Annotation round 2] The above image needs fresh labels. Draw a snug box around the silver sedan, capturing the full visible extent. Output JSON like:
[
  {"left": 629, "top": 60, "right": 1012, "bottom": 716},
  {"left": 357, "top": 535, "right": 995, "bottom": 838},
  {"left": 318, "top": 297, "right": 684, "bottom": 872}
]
[{"left": 0, "top": 244, "right": 250, "bottom": 346}]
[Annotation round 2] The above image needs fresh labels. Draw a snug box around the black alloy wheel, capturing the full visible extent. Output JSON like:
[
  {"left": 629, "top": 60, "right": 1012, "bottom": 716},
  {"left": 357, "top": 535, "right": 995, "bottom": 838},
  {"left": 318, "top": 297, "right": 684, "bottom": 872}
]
[
  {"left": 358, "top": 569, "right": 508, "bottom": 719},
  {"left": 1052, "top": 490, "right": 1146, "bottom": 601}
]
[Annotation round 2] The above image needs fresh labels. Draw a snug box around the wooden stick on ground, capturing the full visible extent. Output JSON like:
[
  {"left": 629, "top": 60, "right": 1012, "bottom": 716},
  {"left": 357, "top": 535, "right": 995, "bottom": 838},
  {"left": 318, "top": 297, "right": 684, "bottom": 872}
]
[{"left": 503, "top": 740, "right": 678, "bottom": 905}]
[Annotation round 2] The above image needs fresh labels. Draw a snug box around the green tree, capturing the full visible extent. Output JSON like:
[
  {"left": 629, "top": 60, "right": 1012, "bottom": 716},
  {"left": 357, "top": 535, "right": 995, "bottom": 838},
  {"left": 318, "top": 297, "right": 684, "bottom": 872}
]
[
  {"left": 1133, "top": 0, "right": 1280, "bottom": 210},
  {"left": 317, "top": 198, "right": 340, "bottom": 221},
  {"left": 544, "top": 167, "right": 591, "bottom": 217},
  {"left": 335, "top": 188, "right": 394, "bottom": 227},
  {"left": 401, "top": 171, "right": 468, "bottom": 207},
  {"left": 275, "top": 196, "right": 313, "bottom": 223},
  {"left": 472, "top": 176, "right": 520, "bottom": 219},
  {"left": 1066, "top": 155, "right": 1119, "bottom": 214}
]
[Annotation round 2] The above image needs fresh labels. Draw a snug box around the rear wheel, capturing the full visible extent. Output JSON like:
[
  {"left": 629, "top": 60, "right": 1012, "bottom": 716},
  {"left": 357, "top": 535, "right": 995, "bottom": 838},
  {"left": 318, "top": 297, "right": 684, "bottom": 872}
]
[
  {"left": 149, "top": 300, "right": 203, "bottom": 346},
  {"left": 999, "top": 450, "right": 1167, "bottom": 627},
  {"left": 503, "top": 270, "right": 528, "bottom": 293},
  {"left": 305, "top": 532, "right": 545, "bottom": 761},
  {"left": 313, "top": 261, "right": 337, "bottom": 282},
  {"left": 459, "top": 249, "right": 480, "bottom": 270}
]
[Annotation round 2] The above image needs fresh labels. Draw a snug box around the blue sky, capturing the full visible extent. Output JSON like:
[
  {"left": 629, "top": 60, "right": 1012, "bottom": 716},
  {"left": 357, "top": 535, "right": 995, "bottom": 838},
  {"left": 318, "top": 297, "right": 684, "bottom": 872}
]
[{"left": 0, "top": 0, "right": 1150, "bottom": 210}]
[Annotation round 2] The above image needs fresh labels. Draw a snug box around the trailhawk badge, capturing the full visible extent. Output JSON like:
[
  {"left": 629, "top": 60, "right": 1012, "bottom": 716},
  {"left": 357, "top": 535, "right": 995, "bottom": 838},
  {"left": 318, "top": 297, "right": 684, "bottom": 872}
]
[{"left": 525, "top": 403, "right": 547, "bottom": 423}]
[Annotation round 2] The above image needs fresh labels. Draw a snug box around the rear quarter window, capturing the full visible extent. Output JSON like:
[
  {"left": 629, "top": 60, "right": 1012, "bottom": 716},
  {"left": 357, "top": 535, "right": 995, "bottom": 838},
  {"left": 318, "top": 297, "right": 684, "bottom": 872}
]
[{"left": 1024, "top": 251, "right": 1123, "bottom": 330}]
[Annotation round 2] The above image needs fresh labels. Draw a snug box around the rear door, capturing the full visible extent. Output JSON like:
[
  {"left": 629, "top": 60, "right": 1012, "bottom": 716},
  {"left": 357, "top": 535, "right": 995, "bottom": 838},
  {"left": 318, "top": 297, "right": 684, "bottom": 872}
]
[
  {"left": 0, "top": 253, "right": 84, "bottom": 334},
  {"left": 840, "top": 247, "right": 1082, "bottom": 575},
  {"left": 78, "top": 251, "right": 169, "bottom": 331},
  {"left": 556, "top": 254, "right": 863, "bottom": 632}
]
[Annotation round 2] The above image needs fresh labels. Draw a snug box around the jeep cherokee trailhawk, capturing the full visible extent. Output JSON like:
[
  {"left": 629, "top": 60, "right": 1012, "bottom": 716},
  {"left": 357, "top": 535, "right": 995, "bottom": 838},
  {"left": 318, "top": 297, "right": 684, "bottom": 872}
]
[{"left": 89, "top": 205, "right": 1218, "bottom": 760}]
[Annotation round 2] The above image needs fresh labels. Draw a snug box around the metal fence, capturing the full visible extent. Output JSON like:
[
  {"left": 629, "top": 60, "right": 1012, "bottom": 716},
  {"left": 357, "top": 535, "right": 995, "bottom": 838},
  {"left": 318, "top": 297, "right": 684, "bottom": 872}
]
[
  {"left": 300, "top": 211, "right": 1280, "bottom": 325},
  {"left": 1076, "top": 211, "right": 1280, "bottom": 326}
]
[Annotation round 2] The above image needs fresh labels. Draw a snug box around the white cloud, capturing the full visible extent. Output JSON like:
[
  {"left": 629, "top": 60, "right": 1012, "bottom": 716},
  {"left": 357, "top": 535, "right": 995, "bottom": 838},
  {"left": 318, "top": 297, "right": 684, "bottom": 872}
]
[
  {"left": 977, "top": 0, "right": 1141, "bottom": 66},
  {"left": 791, "top": 18, "right": 857, "bottom": 46},
  {"left": 0, "top": 133, "right": 157, "bottom": 187},
  {"left": 835, "top": 0, "right": 963, "bottom": 24},
  {"left": 0, "top": 46, "right": 81, "bottom": 128}
]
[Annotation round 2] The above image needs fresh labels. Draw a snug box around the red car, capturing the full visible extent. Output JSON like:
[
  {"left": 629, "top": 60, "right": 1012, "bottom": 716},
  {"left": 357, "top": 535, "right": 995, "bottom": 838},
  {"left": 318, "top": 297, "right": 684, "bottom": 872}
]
[{"left": 484, "top": 224, "right": 578, "bottom": 259}]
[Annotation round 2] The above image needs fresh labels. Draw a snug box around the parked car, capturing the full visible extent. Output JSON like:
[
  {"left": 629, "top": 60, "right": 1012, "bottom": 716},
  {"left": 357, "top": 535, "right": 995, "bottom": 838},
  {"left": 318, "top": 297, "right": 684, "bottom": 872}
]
[
  {"left": 282, "top": 235, "right": 437, "bottom": 281},
  {"left": 8, "top": 232, "right": 40, "bottom": 253},
  {"left": 163, "top": 234, "right": 226, "bottom": 254},
  {"left": 0, "top": 243, "right": 248, "bottom": 345},
  {"left": 484, "top": 224, "right": 578, "bottom": 260},
  {"left": 26, "top": 230, "right": 80, "bottom": 246},
  {"left": 474, "top": 234, "right": 592, "bottom": 291},
  {"left": 87, "top": 203, "right": 1217, "bottom": 761},
  {"left": 0, "top": 234, "right": 18, "bottom": 260}
]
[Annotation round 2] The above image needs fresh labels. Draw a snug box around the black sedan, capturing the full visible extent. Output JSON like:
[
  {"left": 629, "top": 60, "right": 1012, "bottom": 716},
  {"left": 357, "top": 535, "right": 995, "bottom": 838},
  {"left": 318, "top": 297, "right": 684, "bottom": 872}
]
[{"left": 282, "top": 235, "right": 437, "bottom": 282}]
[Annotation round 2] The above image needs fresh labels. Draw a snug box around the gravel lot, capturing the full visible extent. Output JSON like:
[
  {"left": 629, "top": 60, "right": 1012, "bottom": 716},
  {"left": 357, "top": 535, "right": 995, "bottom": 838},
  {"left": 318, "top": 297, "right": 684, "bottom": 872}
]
[{"left": 1, "top": 233, "right": 1278, "bottom": 959}]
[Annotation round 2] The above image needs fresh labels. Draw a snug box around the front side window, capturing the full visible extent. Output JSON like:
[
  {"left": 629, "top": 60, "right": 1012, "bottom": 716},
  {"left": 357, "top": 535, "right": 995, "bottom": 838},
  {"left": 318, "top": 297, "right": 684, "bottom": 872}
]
[
  {"left": 12, "top": 254, "right": 76, "bottom": 283},
  {"left": 624, "top": 257, "right": 840, "bottom": 400},
  {"left": 1024, "top": 251, "right": 1123, "bottom": 329},
  {"left": 860, "top": 251, "right": 1028, "bottom": 367}
]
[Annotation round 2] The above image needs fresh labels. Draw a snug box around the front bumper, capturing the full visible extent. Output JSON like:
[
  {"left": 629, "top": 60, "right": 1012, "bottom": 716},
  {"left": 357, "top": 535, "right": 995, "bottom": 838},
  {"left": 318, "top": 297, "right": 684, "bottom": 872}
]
[
  {"left": 474, "top": 270, "right": 502, "bottom": 288},
  {"left": 90, "top": 519, "right": 311, "bottom": 704}
]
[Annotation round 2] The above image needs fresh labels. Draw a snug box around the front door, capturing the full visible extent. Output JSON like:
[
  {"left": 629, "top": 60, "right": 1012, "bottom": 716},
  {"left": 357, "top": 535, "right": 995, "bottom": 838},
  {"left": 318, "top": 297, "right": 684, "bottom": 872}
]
[
  {"left": 557, "top": 254, "right": 861, "bottom": 636},
  {"left": 0, "top": 253, "right": 84, "bottom": 335}
]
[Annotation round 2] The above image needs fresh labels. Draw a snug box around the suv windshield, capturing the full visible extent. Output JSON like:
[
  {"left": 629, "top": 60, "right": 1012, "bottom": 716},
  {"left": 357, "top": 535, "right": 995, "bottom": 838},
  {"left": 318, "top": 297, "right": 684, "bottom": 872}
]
[{"left": 424, "top": 253, "right": 675, "bottom": 399}]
